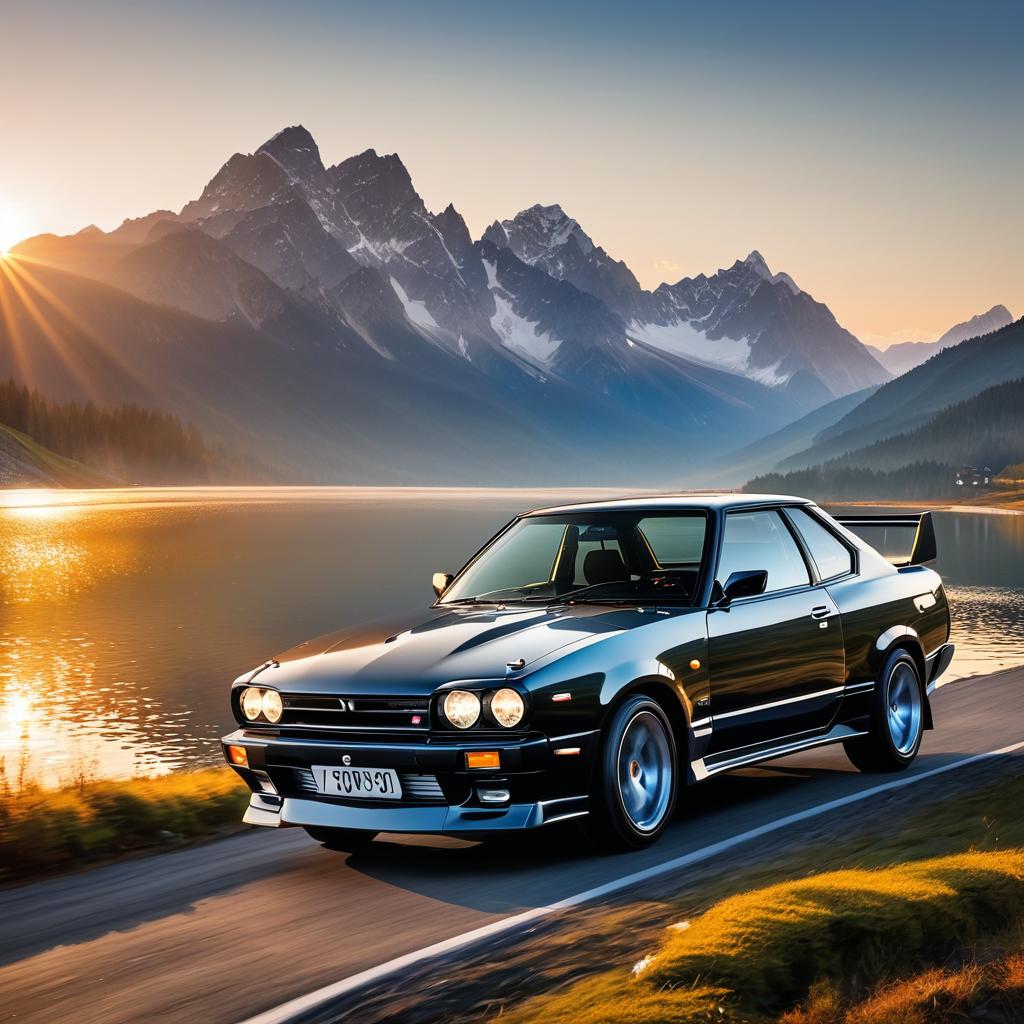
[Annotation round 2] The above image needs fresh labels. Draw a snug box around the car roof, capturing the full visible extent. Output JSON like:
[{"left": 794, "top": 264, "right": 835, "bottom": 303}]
[{"left": 525, "top": 493, "right": 811, "bottom": 515}]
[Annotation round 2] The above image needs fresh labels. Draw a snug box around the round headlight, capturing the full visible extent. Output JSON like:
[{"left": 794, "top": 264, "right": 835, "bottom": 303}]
[
  {"left": 240, "top": 686, "right": 264, "bottom": 721},
  {"left": 490, "top": 688, "right": 525, "bottom": 728},
  {"left": 261, "top": 689, "right": 283, "bottom": 724},
  {"left": 443, "top": 689, "right": 481, "bottom": 729}
]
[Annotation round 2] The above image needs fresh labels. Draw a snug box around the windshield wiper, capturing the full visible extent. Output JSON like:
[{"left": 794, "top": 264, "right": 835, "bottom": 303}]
[
  {"left": 522, "top": 580, "right": 638, "bottom": 604},
  {"left": 443, "top": 586, "right": 538, "bottom": 605}
]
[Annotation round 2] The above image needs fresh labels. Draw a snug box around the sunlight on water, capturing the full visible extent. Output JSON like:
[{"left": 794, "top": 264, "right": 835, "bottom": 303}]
[
  {"left": 0, "top": 490, "right": 1021, "bottom": 787},
  {"left": 0, "top": 503, "right": 137, "bottom": 603},
  {"left": 0, "top": 636, "right": 175, "bottom": 788},
  {"left": 945, "top": 585, "right": 1024, "bottom": 681}
]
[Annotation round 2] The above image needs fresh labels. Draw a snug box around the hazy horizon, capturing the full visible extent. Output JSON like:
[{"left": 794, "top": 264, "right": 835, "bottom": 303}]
[{"left": 2, "top": 0, "right": 1022, "bottom": 347}]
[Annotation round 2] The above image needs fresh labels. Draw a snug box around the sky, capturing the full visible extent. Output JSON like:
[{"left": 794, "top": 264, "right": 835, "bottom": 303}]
[{"left": 1, "top": 0, "right": 1021, "bottom": 347}]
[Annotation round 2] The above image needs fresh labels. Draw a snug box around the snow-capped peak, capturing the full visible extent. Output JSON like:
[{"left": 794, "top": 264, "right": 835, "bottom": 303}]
[
  {"left": 530, "top": 203, "right": 595, "bottom": 254},
  {"left": 257, "top": 125, "right": 324, "bottom": 182},
  {"left": 742, "top": 249, "right": 772, "bottom": 278},
  {"left": 497, "top": 203, "right": 596, "bottom": 263},
  {"left": 740, "top": 250, "right": 799, "bottom": 294}
]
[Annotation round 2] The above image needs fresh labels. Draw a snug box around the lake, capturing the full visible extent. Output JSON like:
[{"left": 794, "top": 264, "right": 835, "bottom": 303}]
[{"left": 2, "top": 488, "right": 1023, "bottom": 787}]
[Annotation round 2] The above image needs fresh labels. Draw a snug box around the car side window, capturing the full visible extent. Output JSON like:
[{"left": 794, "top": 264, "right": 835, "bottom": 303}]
[
  {"left": 718, "top": 509, "right": 810, "bottom": 594},
  {"left": 786, "top": 507, "right": 854, "bottom": 581}
]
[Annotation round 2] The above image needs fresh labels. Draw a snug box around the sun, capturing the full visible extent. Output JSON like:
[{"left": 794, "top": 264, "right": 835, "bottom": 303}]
[{"left": 0, "top": 197, "right": 36, "bottom": 255}]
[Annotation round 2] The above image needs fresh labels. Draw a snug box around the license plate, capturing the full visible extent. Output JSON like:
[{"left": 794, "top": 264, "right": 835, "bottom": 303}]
[{"left": 311, "top": 764, "right": 403, "bottom": 800}]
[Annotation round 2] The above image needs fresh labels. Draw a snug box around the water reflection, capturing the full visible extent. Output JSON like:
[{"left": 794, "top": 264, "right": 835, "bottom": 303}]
[
  {"left": 0, "top": 503, "right": 137, "bottom": 604},
  {"left": 0, "top": 635, "right": 176, "bottom": 787},
  {"left": 0, "top": 491, "right": 1021, "bottom": 787},
  {"left": 0, "top": 489, "right": 575, "bottom": 787},
  {"left": 945, "top": 585, "right": 1024, "bottom": 680}
]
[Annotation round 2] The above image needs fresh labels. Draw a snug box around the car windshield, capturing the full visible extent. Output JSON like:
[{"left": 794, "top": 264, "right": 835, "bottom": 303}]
[{"left": 441, "top": 511, "right": 709, "bottom": 606}]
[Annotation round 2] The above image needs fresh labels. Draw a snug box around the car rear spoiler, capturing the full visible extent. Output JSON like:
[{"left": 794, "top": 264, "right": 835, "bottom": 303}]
[{"left": 832, "top": 512, "right": 937, "bottom": 567}]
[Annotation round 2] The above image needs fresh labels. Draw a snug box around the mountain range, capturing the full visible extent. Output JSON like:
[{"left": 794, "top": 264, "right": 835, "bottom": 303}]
[
  {"left": 2, "top": 125, "right": 1007, "bottom": 485},
  {"left": 748, "top": 372, "right": 1024, "bottom": 503},
  {"left": 869, "top": 305, "right": 1013, "bottom": 376},
  {"left": 769, "top": 316, "right": 1024, "bottom": 477}
]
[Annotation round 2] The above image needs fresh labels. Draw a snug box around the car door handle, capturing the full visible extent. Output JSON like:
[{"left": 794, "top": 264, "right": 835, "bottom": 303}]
[{"left": 811, "top": 605, "right": 831, "bottom": 619}]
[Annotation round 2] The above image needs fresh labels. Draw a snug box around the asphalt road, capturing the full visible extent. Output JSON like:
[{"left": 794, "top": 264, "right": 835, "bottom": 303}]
[{"left": 2, "top": 668, "right": 1023, "bottom": 1024}]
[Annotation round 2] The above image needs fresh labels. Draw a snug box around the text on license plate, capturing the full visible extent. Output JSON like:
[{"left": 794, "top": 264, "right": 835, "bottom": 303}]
[{"left": 311, "top": 765, "right": 402, "bottom": 800}]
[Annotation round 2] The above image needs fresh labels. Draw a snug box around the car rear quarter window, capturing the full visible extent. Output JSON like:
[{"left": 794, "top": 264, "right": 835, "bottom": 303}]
[
  {"left": 786, "top": 506, "right": 854, "bottom": 581},
  {"left": 718, "top": 509, "right": 810, "bottom": 593}
]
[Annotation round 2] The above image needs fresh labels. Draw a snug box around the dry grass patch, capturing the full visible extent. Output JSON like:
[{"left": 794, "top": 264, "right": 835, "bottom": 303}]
[
  {"left": 785, "top": 951, "right": 1024, "bottom": 1023},
  {"left": 505, "top": 851, "right": 1024, "bottom": 1024},
  {"left": 507, "top": 970, "right": 733, "bottom": 1024},
  {"left": 0, "top": 767, "right": 249, "bottom": 881}
]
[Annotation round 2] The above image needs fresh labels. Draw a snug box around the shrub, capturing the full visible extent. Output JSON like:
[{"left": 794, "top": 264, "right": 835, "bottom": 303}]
[{"left": 0, "top": 768, "right": 249, "bottom": 880}]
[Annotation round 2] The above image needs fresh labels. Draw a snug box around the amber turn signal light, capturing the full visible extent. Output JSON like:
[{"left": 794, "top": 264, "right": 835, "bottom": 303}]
[
  {"left": 226, "top": 744, "right": 249, "bottom": 767},
  {"left": 465, "top": 750, "right": 500, "bottom": 769}
]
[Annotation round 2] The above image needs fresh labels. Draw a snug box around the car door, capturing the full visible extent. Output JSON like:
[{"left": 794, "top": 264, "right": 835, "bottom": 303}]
[{"left": 705, "top": 507, "right": 845, "bottom": 755}]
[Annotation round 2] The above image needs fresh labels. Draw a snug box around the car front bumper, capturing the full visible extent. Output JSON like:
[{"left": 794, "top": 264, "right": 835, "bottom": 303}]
[{"left": 222, "top": 728, "right": 598, "bottom": 836}]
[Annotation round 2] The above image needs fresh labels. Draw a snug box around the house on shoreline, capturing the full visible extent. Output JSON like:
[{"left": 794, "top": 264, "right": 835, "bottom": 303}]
[{"left": 956, "top": 465, "right": 993, "bottom": 488}]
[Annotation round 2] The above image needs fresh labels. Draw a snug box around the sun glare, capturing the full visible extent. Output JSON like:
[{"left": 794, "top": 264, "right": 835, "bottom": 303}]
[{"left": 0, "top": 197, "right": 36, "bottom": 254}]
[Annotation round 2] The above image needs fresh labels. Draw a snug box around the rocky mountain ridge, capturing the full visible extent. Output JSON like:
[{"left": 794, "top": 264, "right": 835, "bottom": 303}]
[{"left": 4, "top": 124, "right": 929, "bottom": 483}]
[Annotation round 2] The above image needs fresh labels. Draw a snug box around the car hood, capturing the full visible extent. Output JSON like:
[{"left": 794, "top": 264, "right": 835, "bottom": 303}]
[{"left": 244, "top": 604, "right": 665, "bottom": 695}]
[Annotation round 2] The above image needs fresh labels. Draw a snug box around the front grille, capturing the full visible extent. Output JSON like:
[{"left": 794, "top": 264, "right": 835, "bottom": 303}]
[
  {"left": 289, "top": 767, "right": 445, "bottom": 803},
  {"left": 281, "top": 694, "right": 430, "bottom": 731}
]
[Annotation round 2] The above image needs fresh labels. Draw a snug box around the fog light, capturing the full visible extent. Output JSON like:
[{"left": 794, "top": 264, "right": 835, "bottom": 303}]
[
  {"left": 227, "top": 744, "right": 249, "bottom": 767},
  {"left": 477, "top": 787, "right": 510, "bottom": 804},
  {"left": 466, "top": 750, "right": 500, "bottom": 769}
]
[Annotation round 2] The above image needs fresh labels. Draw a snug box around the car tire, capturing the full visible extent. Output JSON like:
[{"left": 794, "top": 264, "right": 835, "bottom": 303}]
[
  {"left": 589, "top": 694, "right": 678, "bottom": 849},
  {"left": 843, "top": 649, "right": 924, "bottom": 773},
  {"left": 303, "top": 826, "right": 378, "bottom": 852}
]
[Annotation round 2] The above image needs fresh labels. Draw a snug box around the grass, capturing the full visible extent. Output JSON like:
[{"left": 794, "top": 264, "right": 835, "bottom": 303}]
[
  {"left": 0, "top": 421, "right": 113, "bottom": 487},
  {"left": 784, "top": 952, "right": 1024, "bottom": 1023},
  {"left": 507, "top": 851, "right": 1024, "bottom": 1024},
  {"left": 501, "top": 771, "right": 1024, "bottom": 1024},
  {"left": 0, "top": 767, "right": 249, "bottom": 882},
  {"left": 968, "top": 486, "right": 1024, "bottom": 511}
]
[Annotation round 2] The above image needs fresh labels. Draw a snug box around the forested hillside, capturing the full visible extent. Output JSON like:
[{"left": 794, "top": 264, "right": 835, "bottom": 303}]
[
  {"left": 0, "top": 379, "right": 254, "bottom": 484},
  {"left": 747, "top": 379, "right": 1024, "bottom": 500},
  {"left": 776, "top": 317, "right": 1024, "bottom": 471},
  {"left": 829, "top": 378, "right": 1024, "bottom": 472},
  {"left": 747, "top": 461, "right": 957, "bottom": 502}
]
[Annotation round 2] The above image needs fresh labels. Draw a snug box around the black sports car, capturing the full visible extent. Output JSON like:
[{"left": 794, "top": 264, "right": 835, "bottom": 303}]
[{"left": 223, "top": 494, "right": 953, "bottom": 851}]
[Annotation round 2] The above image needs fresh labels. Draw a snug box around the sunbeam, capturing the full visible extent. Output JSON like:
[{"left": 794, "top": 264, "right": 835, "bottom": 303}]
[
  {"left": 0, "top": 258, "right": 107, "bottom": 404},
  {"left": 0, "top": 256, "right": 154, "bottom": 408}
]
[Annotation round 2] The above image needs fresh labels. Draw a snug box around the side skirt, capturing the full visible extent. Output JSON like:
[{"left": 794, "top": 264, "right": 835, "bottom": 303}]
[{"left": 690, "top": 722, "right": 868, "bottom": 782}]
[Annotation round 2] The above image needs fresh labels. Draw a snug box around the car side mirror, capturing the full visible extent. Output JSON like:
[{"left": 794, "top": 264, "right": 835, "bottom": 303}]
[
  {"left": 716, "top": 569, "right": 768, "bottom": 606},
  {"left": 432, "top": 572, "right": 454, "bottom": 598}
]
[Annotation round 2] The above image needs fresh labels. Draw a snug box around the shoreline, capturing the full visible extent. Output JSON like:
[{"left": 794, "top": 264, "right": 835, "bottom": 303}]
[
  {"left": 0, "top": 484, "right": 716, "bottom": 512},
  {"left": 831, "top": 498, "right": 1024, "bottom": 515},
  {"left": 1, "top": 483, "right": 1022, "bottom": 514}
]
